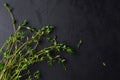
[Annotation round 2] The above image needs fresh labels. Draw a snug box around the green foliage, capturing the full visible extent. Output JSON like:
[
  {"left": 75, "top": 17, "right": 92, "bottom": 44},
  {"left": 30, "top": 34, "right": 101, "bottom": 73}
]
[
  {"left": 0, "top": 2, "right": 81, "bottom": 80},
  {"left": 77, "top": 40, "right": 82, "bottom": 49}
]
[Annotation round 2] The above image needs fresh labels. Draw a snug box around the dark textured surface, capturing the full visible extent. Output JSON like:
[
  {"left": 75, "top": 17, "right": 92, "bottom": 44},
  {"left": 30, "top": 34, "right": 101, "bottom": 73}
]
[{"left": 0, "top": 0, "right": 120, "bottom": 80}]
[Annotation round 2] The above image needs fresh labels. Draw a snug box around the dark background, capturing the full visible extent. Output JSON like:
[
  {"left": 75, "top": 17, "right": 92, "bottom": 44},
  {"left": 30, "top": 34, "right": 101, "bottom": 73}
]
[{"left": 0, "top": 0, "right": 120, "bottom": 80}]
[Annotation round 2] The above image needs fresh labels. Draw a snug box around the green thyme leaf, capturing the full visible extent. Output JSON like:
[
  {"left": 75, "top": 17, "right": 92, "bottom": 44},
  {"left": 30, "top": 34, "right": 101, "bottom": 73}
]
[
  {"left": 3, "top": 2, "right": 8, "bottom": 7},
  {"left": 77, "top": 40, "right": 82, "bottom": 49},
  {"left": 0, "top": 63, "right": 4, "bottom": 69},
  {"left": 21, "top": 20, "right": 27, "bottom": 26},
  {"left": 66, "top": 47, "right": 74, "bottom": 55}
]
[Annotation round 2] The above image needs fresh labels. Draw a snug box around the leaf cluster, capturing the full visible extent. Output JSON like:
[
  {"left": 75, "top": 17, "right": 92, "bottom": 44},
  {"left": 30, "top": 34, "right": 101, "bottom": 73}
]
[{"left": 0, "top": 2, "right": 74, "bottom": 80}]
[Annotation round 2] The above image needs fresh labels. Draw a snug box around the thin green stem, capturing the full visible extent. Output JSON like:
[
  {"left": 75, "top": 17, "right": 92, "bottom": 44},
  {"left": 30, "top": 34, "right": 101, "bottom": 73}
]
[{"left": 4, "top": 6, "right": 16, "bottom": 32}]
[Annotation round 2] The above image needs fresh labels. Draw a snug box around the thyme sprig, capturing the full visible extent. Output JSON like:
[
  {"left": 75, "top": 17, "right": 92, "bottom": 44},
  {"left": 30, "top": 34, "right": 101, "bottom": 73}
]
[{"left": 0, "top": 2, "right": 74, "bottom": 80}]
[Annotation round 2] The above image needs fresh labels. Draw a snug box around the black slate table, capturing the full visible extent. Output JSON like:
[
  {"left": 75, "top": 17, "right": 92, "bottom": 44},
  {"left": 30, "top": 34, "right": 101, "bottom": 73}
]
[{"left": 0, "top": 0, "right": 120, "bottom": 80}]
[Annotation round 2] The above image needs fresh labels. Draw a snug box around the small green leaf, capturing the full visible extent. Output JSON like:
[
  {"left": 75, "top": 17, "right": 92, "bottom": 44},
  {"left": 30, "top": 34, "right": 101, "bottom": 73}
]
[
  {"left": 53, "top": 35, "right": 57, "bottom": 45},
  {"left": 66, "top": 47, "right": 74, "bottom": 55},
  {"left": 26, "top": 26, "right": 35, "bottom": 32},
  {"left": 26, "top": 75, "right": 32, "bottom": 80},
  {"left": 3, "top": 2, "right": 8, "bottom": 7},
  {"left": 33, "top": 70, "right": 40, "bottom": 79},
  {"left": 47, "top": 60, "right": 53, "bottom": 66},
  {"left": 49, "top": 25, "right": 54, "bottom": 29},
  {"left": 18, "top": 75, "right": 22, "bottom": 78},
  {"left": 77, "top": 40, "right": 82, "bottom": 49},
  {"left": 102, "top": 62, "right": 106, "bottom": 67},
  {"left": 29, "top": 49, "right": 35, "bottom": 54},
  {"left": 40, "top": 57, "right": 44, "bottom": 61},
  {"left": 61, "top": 59, "right": 66, "bottom": 63},
  {"left": 4, "top": 51, "right": 10, "bottom": 58},
  {"left": 21, "top": 20, "right": 27, "bottom": 26},
  {"left": 46, "top": 36, "right": 53, "bottom": 42},
  {"left": 18, "top": 25, "right": 22, "bottom": 30},
  {"left": 24, "top": 58, "right": 28, "bottom": 62},
  {"left": 0, "top": 63, "right": 4, "bottom": 69},
  {"left": 26, "top": 26, "right": 31, "bottom": 30},
  {"left": 55, "top": 55, "right": 60, "bottom": 58}
]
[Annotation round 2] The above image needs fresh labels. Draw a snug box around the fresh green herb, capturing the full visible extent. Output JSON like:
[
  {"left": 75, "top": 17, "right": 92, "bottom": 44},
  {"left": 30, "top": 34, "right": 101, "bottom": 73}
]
[{"left": 0, "top": 2, "right": 81, "bottom": 80}]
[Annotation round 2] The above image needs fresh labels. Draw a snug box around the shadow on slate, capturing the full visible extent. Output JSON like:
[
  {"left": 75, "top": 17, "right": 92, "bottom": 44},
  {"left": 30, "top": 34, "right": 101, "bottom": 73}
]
[{"left": 0, "top": 0, "right": 120, "bottom": 80}]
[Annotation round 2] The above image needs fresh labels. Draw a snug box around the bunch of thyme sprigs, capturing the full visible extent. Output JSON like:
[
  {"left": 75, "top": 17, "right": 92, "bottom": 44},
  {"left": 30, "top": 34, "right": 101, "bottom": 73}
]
[{"left": 0, "top": 2, "right": 74, "bottom": 80}]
